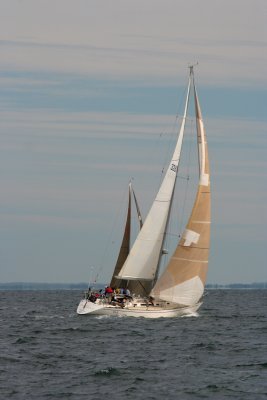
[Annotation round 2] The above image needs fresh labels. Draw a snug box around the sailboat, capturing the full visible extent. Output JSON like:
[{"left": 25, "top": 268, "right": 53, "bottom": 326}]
[{"left": 77, "top": 67, "right": 211, "bottom": 318}]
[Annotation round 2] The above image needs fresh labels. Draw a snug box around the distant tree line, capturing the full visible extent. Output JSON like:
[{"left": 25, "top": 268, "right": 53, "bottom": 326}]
[
  {"left": 0, "top": 282, "right": 266, "bottom": 290},
  {"left": 0, "top": 282, "right": 92, "bottom": 290},
  {"left": 206, "top": 282, "right": 267, "bottom": 289}
]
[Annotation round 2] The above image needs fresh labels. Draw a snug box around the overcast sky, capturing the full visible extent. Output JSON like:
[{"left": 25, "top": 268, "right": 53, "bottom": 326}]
[{"left": 0, "top": 0, "right": 266, "bottom": 285}]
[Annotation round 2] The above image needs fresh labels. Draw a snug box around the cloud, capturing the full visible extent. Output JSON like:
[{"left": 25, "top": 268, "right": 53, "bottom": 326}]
[
  {"left": 1, "top": 106, "right": 266, "bottom": 227},
  {"left": 0, "top": 1, "right": 266, "bottom": 87}
]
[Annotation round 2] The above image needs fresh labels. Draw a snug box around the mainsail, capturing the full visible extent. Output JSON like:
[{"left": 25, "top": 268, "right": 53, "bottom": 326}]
[
  {"left": 151, "top": 71, "right": 211, "bottom": 306},
  {"left": 116, "top": 73, "right": 192, "bottom": 285}
]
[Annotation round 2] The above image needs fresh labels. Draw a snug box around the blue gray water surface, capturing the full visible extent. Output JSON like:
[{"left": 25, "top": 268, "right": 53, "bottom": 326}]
[{"left": 0, "top": 290, "right": 266, "bottom": 399}]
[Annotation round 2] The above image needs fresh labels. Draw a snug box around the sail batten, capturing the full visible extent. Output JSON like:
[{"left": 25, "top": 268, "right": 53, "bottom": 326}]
[{"left": 172, "top": 257, "right": 208, "bottom": 263}]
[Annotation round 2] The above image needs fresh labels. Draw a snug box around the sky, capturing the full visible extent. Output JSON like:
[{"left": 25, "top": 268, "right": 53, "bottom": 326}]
[{"left": 0, "top": 0, "right": 266, "bottom": 285}]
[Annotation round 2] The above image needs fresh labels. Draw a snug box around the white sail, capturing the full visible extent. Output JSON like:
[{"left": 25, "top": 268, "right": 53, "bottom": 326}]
[{"left": 116, "top": 75, "right": 192, "bottom": 281}]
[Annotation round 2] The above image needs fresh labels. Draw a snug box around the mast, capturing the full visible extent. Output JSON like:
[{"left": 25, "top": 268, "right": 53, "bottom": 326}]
[
  {"left": 116, "top": 71, "right": 192, "bottom": 285},
  {"left": 151, "top": 67, "right": 211, "bottom": 306}
]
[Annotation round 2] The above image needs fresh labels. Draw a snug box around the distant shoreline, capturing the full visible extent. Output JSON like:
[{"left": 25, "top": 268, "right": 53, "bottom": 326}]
[
  {"left": 0, "top": 282, "right": 266, "bottom": 290},
  {"left": 0, "top": 282, "right": 95, "bottom": 291}
]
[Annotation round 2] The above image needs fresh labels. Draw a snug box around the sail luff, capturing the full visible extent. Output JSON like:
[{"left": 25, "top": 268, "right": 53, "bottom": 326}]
[
  {"left": 116, "top": 74, "right": 192, "bottom": 282},
  {"left": 151, "top": 71, "right": 211, "bottom": 306},
  {"left": 193, "top": 77, "right": 209, "bottom": 186}
]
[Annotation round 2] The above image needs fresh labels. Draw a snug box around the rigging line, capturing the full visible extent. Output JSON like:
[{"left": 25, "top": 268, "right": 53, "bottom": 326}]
[
  {"left": 154, "top": 83, "right": 189, "bottom": 193},
  {"left": 177, "top": 116, "right": 195, "bottom": 237},
  {"left": 137, "top": 280, "right": 150, "bottom": 296},
  {"left": 162, "top": 85, "right": 188, "bottom": 165},
  {"left": 164, "top": 232, "right": 181, "bottom": 238},
  {"left": 176, "top": 174, "right": 190, "bottom": 180},
  {"left": 131, "top": 183, "right": 143, "bottom": 228},
  {"left": 152, "top": 129, "right": 173, "bottom": 193},
  {"left": 162, "top": 122, "right": 194, "bottom": 256}
]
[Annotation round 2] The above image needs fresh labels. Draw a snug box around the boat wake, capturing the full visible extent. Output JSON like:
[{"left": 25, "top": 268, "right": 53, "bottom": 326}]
[
  {"left": 95, "top": 315, "right": 112, "bottom": 320},
  {"left": 181, "top": 311, "right": 199, "bottom": 318}
]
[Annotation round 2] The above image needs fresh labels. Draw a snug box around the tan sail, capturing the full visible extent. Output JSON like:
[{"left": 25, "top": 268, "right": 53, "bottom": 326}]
[{"left": 151, "top": 73, "right": 210, "bottom": 306}]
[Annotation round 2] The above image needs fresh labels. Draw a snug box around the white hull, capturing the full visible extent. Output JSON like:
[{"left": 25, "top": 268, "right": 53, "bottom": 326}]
[{"left": 77, "top": 299, "right": 201, "bottom": 318}]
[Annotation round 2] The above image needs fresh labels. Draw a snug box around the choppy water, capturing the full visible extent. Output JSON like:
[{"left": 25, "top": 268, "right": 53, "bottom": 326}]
[{"left": 0, "top": 290, "right": 266, "bottom": 399}]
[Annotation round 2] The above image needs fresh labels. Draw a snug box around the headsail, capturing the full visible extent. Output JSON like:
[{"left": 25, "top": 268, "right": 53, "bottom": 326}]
[
  {"left": 110, "top": 182, "right": 143, "bottom": 290},
  {"left": 151, "top": 70, "right": 211, "bottom": 306},
  {"left": 109, "top": 183, "right": 132, "bottom": 289},
  {"left": 116, "top": 73, "right": 192, "bottom": 284}
]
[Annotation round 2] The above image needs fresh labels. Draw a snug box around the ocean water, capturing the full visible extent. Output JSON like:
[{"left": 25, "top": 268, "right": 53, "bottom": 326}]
[{"left": 0, "top": 290, "right": 266, "bottom": 400}]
